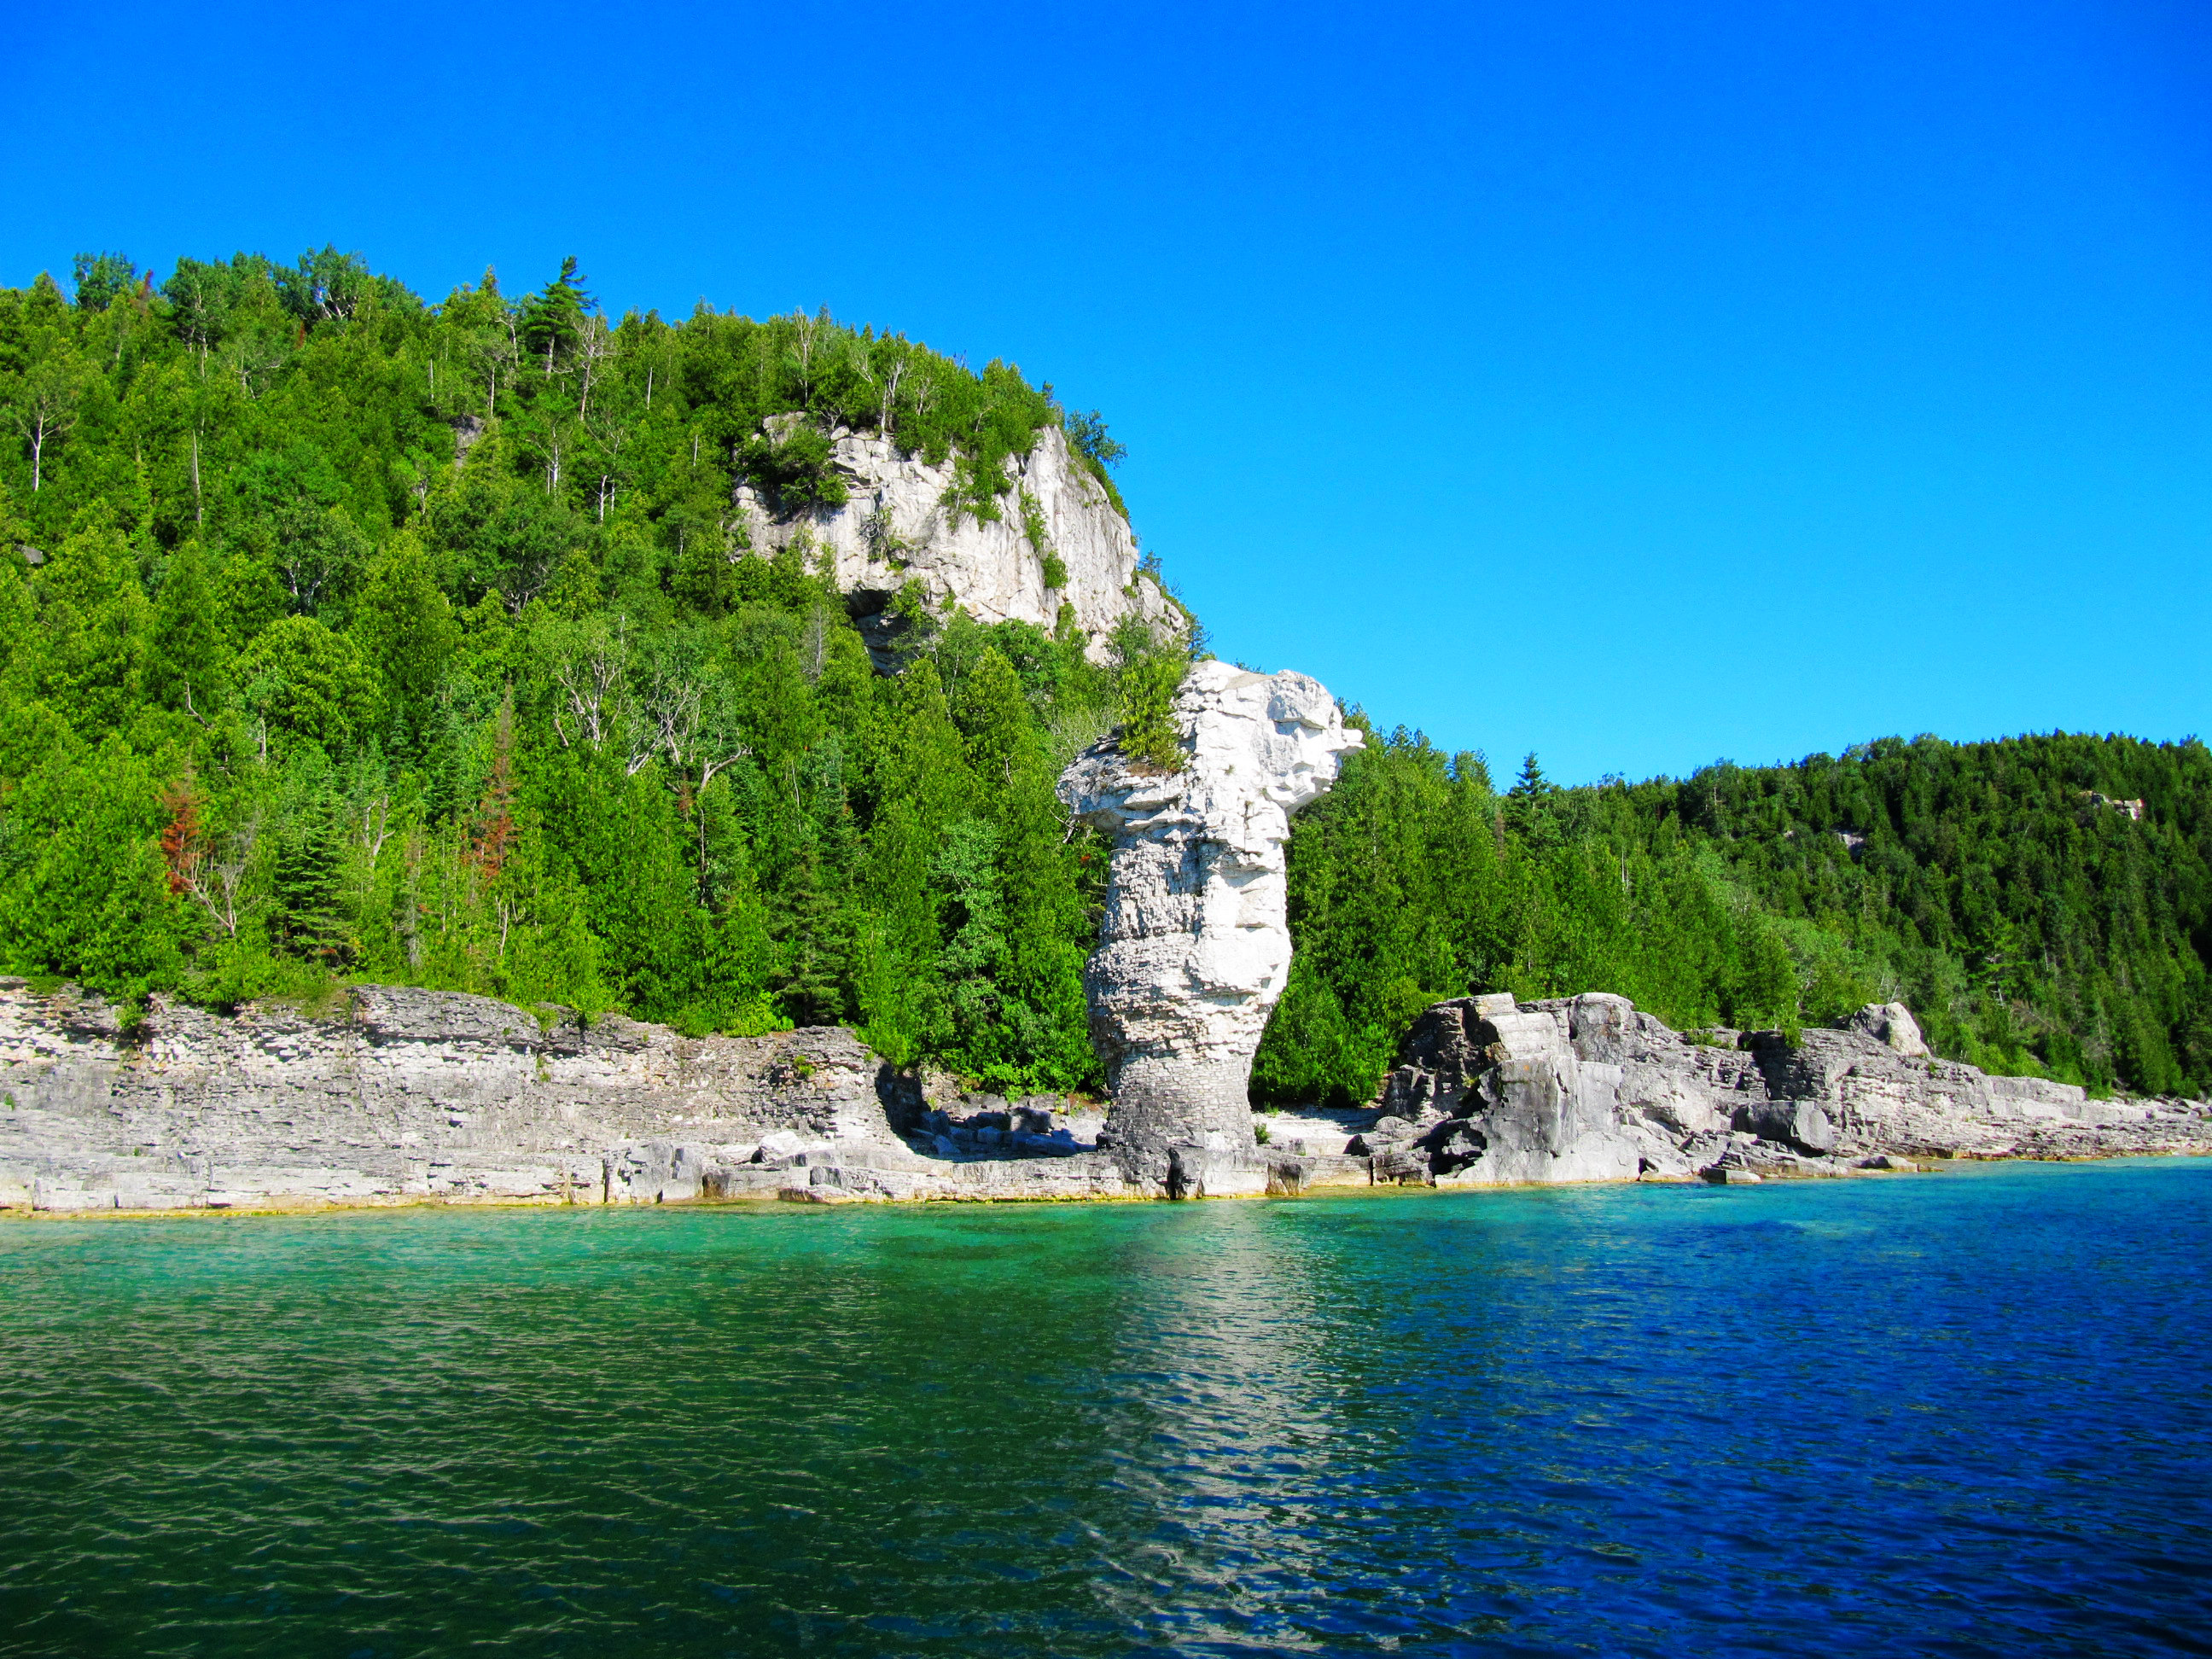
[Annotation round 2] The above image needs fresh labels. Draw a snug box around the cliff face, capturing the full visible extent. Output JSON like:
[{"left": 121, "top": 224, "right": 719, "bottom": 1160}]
[
  {"left": 0, "top": 980, "right": 1313, "bottom": 1213},
  {"left": 0, "top": 981, "right": 918, "bottom": 1212},
  {"left": 1058, "top": 661, "right": 1362, "bottom": 1185},
  {"left": 1363, "top": 991, "right": 2211, "bottom": 1184},
  {"left": 736, "top": 422, "right": 1175, "bottom": 663}
]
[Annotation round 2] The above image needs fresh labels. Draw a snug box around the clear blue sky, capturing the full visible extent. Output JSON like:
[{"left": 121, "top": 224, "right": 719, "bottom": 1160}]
[{"left": 7, "top": 0, "right": 2209, "bottom": 783}]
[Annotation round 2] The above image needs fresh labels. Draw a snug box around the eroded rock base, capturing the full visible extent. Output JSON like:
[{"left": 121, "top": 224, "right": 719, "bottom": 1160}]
[{"left": 1096, "top": 1056, "right": 1260, "bottom": 1158}]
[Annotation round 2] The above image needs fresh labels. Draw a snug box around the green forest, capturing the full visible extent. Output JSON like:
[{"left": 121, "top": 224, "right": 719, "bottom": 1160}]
[
  {"left": 0, "top": 247, "right": 1159, "bottom": 1092},
  {"left": 3, "top": 247, "right": 2207, "bottom": 1103},
  {"left": 1254, "top": 733, "right": 2212, "bottom": 1103}
]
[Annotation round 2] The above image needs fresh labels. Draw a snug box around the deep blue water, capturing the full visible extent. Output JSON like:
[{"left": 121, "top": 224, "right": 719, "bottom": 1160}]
[{"left": 1, "top": 1160, "right": 2208, "bottom": 1657}]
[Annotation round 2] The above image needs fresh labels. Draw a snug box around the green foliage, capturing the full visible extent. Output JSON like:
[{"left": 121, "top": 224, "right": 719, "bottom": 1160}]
[
  {"left": 352, "top": 530, "right": 457, "bottom": 714},
  {"left": 1060, "top": 409, "right": 1129, "bottom": 517},
  {"left": 1062, "top": 409, "right": 1126, "bottom": 470},
  {"left": 0, "top": 242, "right": 1151, "bottom": 1094},
  {"left": 72, "top": 253, "right": 138, "bottom": 313},
  {"left": 270, "top": 800, "right": 353, "bottom": 966},
  {"left": 519, "top": 257, "right": 590, "bottom": 367},
  {"left": 1112, "top": 635, "right": 1189, "bottom": 773},
  {"left": 238, "top": 615, "right": 380, "bottom": 754},
  {"left": 1259, "top": 729, "right": 2212, "bottom": 1106},
  {"left": 739, "top": 422, "right": 847, "bottom": 514},
  {"left": 0, "top": 736, "right": 183, "bottom": 1002}
]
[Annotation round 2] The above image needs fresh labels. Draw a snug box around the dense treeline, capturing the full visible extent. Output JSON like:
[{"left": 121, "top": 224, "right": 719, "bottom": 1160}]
[
  {"left": 5, "top": 246, "right": 2205, "bottom": 1108},
  {"left": 0, "top": 247, "right": 1166, "bottom": 1091},
  {"left": 1254, "top": 733, "right": 2212, "bottom": 1103}
]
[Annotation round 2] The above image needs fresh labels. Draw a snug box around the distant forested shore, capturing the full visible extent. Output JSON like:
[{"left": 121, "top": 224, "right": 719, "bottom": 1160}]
[{"left": 1258, "top": 732, "right": 2212, "bottom": 1103}]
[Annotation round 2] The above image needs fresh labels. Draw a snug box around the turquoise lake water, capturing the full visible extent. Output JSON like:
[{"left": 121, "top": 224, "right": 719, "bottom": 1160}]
[{"left": 2, "top": 1161, "right": 2208, "bottom": 1657}]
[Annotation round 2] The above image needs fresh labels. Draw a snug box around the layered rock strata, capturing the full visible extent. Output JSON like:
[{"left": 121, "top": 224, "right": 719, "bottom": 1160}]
[
  {"left": 735, "top": 421, "right": 1175, "bottom": 664},
  {"left": 8, "top": 974, "right": 2198, "bottom": 1216},
  {"left": 0, "top": 980, "right": 1360, "bottom": 1214},
  {"left": 0, "top": 981, "right": 916, "bottom": 1212},
  {"left": 1359, "top": 992, "right": 2212, "bottom": 1185},
  {"left": 1058, "top": 661, "right": 1363, "bottom": 1192}
]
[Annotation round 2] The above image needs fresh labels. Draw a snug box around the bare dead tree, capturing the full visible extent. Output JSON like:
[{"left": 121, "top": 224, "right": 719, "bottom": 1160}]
[
  {"left": 907, "top": 368, "right": 939, "bottom": 433},
  {"left": 9, "top": 355, "right": 82, "bottom": 492},
  {"left": 552, "top": 626, "right": 627, "bottom": 748},
  {"left": 585, "top": 407, "right": 632, "bottom": 523},
  {"left": 179, "top": 814, "right": 260, "bottom": 939},
  {"left": 788, "top": 306, "right": 829, "bottom": 409},
  {"left": 880, "top": 352, "right": 907, "bottom": 442},
  {"left": 635, "top": 664, "right": 751, "bottom": 794},
  {"left": 358, "top": 795, "right": 395, "bottom": 864},
  {"left": 574, "top": 313, "right": 614, "bottom": 416},
  {"left": 802, "top": 603, "right": 831, "bottom": 684}
]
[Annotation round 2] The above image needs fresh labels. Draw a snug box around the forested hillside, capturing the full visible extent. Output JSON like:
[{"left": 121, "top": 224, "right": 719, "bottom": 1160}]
[
  {"left": 1254, "top": 733, "right": 2212, "bottom": 1103},
  {"left": 3, "top": 246, "right": 2205, "bottom": 1106},
  {"left": 0, "top": 247, "right": 1167, "bottom": 1092}
]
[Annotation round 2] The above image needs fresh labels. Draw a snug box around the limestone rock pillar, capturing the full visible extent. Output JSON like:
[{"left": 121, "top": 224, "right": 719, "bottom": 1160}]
[{"left": 1057, "top": 661, "right": 1362, "bottom": 1184}]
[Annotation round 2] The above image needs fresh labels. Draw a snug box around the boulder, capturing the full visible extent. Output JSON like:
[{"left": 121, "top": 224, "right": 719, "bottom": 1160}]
[
  {"left": 1382, "top": 995, "right": 1641, "bottom": 1186},
  {"left": 1847, "top": 1001, "right": 1929, "bottom": 1057},
  {"left": 1734, "top": 1099, "right": 1840, "bottom": 1155}
]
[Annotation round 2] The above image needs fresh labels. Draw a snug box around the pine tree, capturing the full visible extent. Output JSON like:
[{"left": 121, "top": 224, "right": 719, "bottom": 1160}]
[
  {"left": 353, "top": 530, "right": 457, "bottom": 711},
  {"left": 777, "top": 839, "right": 847, "bottom": 1027},
  {"left": 271, "top": 803, "right": 353, "bottom": 967},
  {"left": 519, "top": 257, "right": 590, "bottom": 370},
  {"left": 148, "top": 540, "right": 227, "bottom": 713}
]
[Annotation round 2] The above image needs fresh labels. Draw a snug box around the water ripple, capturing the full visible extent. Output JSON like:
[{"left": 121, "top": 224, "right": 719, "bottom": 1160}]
[{"left": 1, "top": 1161, "right": 2208, "bottom": 1655}]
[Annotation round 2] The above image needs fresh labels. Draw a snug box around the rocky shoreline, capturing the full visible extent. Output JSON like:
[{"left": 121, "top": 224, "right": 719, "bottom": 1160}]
[
  {"left": 0, "top": 978, "right": 1355, "bottom": 1215},
  {"left": 2, "top": 976, "right": 2203, "bottom": 1218},
  {"left": 6, "top": 655, "right": 2203, "bottom": 1220},
  {"left": 1354, "top": 991, "right": 2211, "bottom": 1185}
]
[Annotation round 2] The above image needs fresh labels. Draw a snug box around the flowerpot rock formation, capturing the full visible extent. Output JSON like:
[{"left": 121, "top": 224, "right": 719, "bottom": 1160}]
[{"left": 1057, "top": 661, "right": 1364, "bottom": 1185}]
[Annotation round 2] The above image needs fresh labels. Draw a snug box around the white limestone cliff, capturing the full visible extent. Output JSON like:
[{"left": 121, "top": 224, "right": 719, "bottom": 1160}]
[
  {"left": 1057, "top": 661, "right": 1364, "bottom": 1179},
  {"left": 734, "top": 421, "right": 1176, "bottom": 663}
]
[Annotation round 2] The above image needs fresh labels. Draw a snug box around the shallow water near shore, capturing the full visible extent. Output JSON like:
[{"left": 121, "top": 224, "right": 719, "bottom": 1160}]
[{"left": 2, "top": 1161, "right": 2208, "bottom": 1657}]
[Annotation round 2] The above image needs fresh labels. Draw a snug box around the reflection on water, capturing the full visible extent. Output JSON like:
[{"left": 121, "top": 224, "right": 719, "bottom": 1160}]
[{"left": 2, "top": 1161, "right": 2209, "bottom": 1656}]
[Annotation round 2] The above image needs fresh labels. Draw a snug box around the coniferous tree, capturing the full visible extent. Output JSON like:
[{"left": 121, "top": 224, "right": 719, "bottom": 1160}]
[
  {"left": 148, "top": 540, "right": 227, "bottom": 713},
  {"left": 270, "top": 801, "right": 352, "bottom": 967},
  {"left": 353, "top": 530, "right": 457, "bottom": 714},
  {"left": 777, "top": 838, "right": 847, "bottom": 1027}
]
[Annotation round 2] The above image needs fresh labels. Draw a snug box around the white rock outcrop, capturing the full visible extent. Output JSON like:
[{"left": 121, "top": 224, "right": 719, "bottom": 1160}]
[
  {"left": 734, "top": 422, "right": 1175, "bottom": 663},
  {"left": 1845, "top": 1000, "right": 1929, "bottom": 1057},
  {"left": 1057, "top": 661, "right": 1364, "bottom": 1175},
  {"left": 1365, "top": 992, "right": 2210, "bottom": 1184}
]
